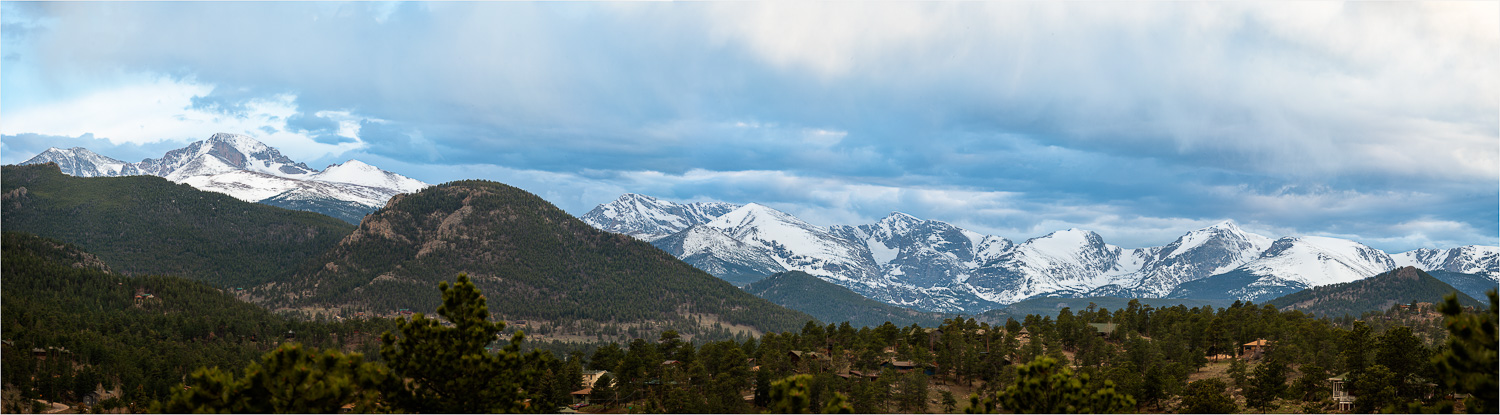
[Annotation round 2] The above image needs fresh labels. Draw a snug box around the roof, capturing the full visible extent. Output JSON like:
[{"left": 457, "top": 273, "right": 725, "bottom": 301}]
[
  {"left": 1244, "top": 339, "right": 1272, "bottom": 347},
  {"left": 1327, "top": 373, "right": 1349, "bottom": 381},
  {"left": 571, "top": 388, "right": 592, "bottom": 395}
]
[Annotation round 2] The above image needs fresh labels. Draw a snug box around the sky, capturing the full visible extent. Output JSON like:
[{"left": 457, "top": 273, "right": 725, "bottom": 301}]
[{"left": 2, "top": 2, "right": 1496, "bottom": 252}]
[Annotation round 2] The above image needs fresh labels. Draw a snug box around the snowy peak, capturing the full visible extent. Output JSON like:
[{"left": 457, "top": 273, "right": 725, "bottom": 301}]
[
  {"left": 1393, "top": 246, "right": 1500, "bottom": 278},
  {"left": 139, "top": 132, "right": 315, "bottom": 180},
  {"left": 1239, "top": 236, "right": 1396, "bottom": 286},
  {"left": 12, "top": 133, "right": 426, "bottom": 224},
  {"left": 20, "top": 147, "right": 135, "bottom": 177},
  {"left": 1167, "top": 221, "right": 1271, "bottom": 256},
  {"left": 311, "top": 160, "right": 428, "bottom": 194},
  {"left": 579, "top": 193, "right": 740, "bottom": 241},
  {"left": 703, "top": 203, "right": 878, "bottom": 281},
  {"left": 1019, "top": 229, "right": 1114, "bottom": 263},
  {"left": 1106, "top": 221, "right": 1275, "bottom": 297}
]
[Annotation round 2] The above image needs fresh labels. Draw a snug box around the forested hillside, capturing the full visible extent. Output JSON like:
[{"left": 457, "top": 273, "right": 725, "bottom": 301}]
[
  {"left": 1, "top": 163, "right": 354, "bottom": 288},
  {"left": 744, "top": 271, "right": 951, "bottom": 328},
  {"left": 1267, "top": 266, "right": 1482, "bottom": 317},
  {"left": 1427, "top": 270, "right": 1499, "bottom": 302},
  {"left": 263, "top": 179, "right": 813, "bottom": 339},
  {"left": 0, "top": 232, "right": 393, "bottom": 410}
]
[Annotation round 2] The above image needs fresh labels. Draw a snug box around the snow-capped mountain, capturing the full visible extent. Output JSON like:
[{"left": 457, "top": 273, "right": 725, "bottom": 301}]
[
  {"left": 20, "top": 147, "right": 138, "bottom": 177},
  {"left": 136, "top": 133, "right": 317, "bottom": 180},
  {"left": 651, "top": 226, "right": 787, "bottom": 286},
  {"left": 1090, "top": 221, "right": 1274, "bottom": 298},
  {"left": 966, "top": 229, "right": 1131, "bottom": 304},
  {"left": 580, "top": 193, "right": 740, "bottom": 241},
  {"left": 584, "top": 193, "right": 1500, "bottom": 313},
  {"left": 1169, "top": 236, "right": 1397, "bottom": 302},
  {"left": 310, "top": 159, "right": 428, "bottom": 194},
  {"left": 15, "top": 133, "right": 428, "bottom": 224},
  {"left": 700, "top": 203, "right": 882, "bottom": 284},
  {"left": 1393, "top": 246, "right": 1500, "bottom": 279}
]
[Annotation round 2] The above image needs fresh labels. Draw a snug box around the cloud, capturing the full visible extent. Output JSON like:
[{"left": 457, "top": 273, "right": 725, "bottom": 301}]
[{"left": 1, "top": 2, "right": 1494, "bottom": 252}]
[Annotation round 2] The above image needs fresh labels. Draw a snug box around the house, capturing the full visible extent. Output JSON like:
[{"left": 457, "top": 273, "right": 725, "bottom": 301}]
[
  {"left": 882, "top": 360, "right": 916, "bottom": 374},
  {"left": 1328, "top": 373, "right": 1354, "bottom": 412},
  {"left": 1087, "top": 323, "right": 1118, "bottom": 337},
  {"left": 571, "top": 388, "right": 593, "bottom": 405},
  {"left": 1241, "top": 339, "right": 1272, "bottom": 360},
  {"left": 581, "top": 370, "right": 610, "bottom": 388}
]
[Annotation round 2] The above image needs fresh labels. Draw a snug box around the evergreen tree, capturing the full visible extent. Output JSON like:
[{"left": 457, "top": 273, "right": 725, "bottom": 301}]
[
  {"left": 155, "top": 343, "right": 394, "bottom": 413},
  {"left": 379, "top": 273, "right": 541, "bottom": 413},
  {"left": 1178, "top": 379, "right": 1237, "bottom": 414},
  {"left": 1245, "top": 349, "right": 1290, "bottom": 410},
  {"left": 1431, "top": 290, "right": 1498, "bottom": 414},
  {"left": 966, "top": 357, "right": 1135, "bottom": 414}
]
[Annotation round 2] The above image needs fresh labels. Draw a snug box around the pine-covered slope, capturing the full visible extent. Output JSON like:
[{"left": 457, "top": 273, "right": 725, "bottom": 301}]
[
  {"left": 1, "top": 231, "right": 394, "bottom": 403},
  {"left": 1425, "top": 270, "right": 1500, "bottom": 303},
  {"left": 265, "top": 180, "right": 812, "bottom": 336},
  {"left": 1, "top": 163, "right": 355, "bottom": 288},
  {"left": 743, "top": 271, "right": 950, "bottom": 328},
  {"left": 1266, "top": 266, "right": 1483, "bottom": 317}
]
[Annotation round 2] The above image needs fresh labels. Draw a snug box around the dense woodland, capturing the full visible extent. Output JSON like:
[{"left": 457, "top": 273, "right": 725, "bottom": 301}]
[
  {"left": 6, "top": 229, "right": 1494, "bottom": 413},
  {"left": 1, "top": 164, "right": 353, "bottom": 288},
  {"left": 0, "top": 232, "right": 395, "bottom": 412}
]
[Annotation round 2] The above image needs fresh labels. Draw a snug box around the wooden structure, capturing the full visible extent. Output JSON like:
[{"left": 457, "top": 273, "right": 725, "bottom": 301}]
[
  {"left": 1241, "top": 339, "right": 1272, "bottom": 360},
  {"left": 570, "top": 388, "right": 592, "bottom": 405},
  {"left": 1328, "top": 373, "right": 1354, "bottom": 412}
]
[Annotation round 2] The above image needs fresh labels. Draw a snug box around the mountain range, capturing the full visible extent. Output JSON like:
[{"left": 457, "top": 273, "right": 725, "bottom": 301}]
[
  {"left": 582, "top": 193, "right": 1500, "bottom": 313},
  {"left": 18, "top": 133, "right": 427, "bottom": 224}
]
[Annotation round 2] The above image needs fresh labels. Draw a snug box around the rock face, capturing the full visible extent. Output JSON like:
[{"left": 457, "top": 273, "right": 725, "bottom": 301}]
[
  {"left": 17, "top": 133, "right": 428, "bottom": 224},
  {"left": 583, "top": 192, "right": 1499, "bottom": 313}
]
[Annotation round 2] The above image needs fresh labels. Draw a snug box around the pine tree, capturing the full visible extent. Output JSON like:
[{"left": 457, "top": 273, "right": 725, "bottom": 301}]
[
  {"left": 1431, "top": 290, "right": 1498, "bottom": 414},
  {"left": 154, "top": 343, "right": 394, "bottom": 413},
  {"left": 966, "top": 356, "right": 1135, "bottom": 414},
  {"left": 379, "top": 273, "right": 541, "bottom": 413}
]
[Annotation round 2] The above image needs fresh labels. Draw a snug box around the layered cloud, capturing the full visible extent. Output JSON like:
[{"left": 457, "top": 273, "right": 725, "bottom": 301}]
[{"left": 2, "top": 2, "right": 1495, "bottom": 251}]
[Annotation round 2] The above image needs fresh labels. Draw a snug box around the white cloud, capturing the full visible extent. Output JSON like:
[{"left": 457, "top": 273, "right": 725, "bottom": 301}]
[{"left": 0, "top": 74, "right": 365, "bottom": 162}]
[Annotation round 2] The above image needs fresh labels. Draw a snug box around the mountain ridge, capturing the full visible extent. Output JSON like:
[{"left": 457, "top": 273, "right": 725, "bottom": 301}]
[
  {"left": 582, "top": 192, "right": 1499, "bottom": 313},
  {"left": 17, "top": 133, "right": 428, "bottom": 224}
]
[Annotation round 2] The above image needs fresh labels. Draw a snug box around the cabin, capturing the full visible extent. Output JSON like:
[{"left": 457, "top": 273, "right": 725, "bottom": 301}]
[
  {"left": 883, "top": 360, "right": 916, "bottom": 374},
  {"left": 1328, "top": 373, "right": 1354, "bottom": 412},
  {"left": 1241, "top": 339, "right": 1272, "bottom": 360}
]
